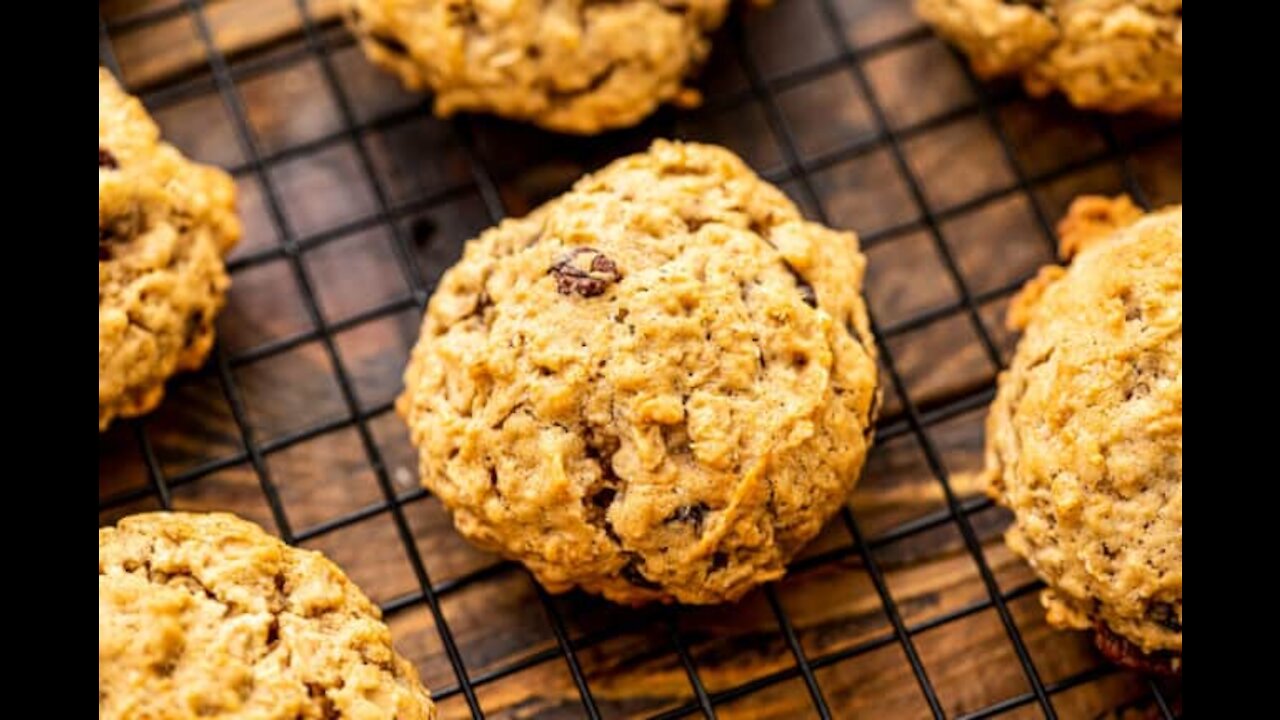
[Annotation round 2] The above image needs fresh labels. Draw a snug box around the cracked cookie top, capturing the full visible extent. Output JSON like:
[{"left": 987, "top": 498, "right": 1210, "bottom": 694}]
[
  {"left": 344, "top": 0, "right": 731, "bottom": 134},
  {"left": 99, "top": 68, "right": 240, "bottom": 430},
  {"left": 399, "top": 140, "right": 879, "bottom": 604},
  {"left": 99, "top": 512, "right": 436, "bottom": 720},
  {"left": 916, "top": 0, "right": 1182, "bottom": 115},
  {"left": 985, "top": 196, "right": 1182, "bottom": 667}
]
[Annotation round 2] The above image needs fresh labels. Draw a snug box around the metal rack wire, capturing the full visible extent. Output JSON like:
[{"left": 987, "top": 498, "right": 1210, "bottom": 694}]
[{"left": 99, "top": 1, "right": 1182, "bottom": 717}]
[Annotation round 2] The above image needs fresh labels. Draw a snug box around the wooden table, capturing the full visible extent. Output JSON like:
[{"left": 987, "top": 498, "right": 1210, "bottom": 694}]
[{"left": 98, "top": 0, "right": 1183, "bottom": 717}]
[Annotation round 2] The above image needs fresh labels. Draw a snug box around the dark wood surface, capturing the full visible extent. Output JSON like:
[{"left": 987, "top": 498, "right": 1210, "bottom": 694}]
[{"left": 99, "top": 1, "right": 1183, "bottom": 717}]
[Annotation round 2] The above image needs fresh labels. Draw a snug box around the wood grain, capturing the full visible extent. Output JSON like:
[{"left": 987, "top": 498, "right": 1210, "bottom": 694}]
[
  {"left": 105, "top": 0, "right": 346, "bottom": 90},
  {"left": 98, "top": 0, "right": 1183, "bottom": 717}
]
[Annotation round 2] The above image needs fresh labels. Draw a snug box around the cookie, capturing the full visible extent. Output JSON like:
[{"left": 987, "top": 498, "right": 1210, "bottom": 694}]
[
  {"left": 99, "top": 512, "right": 436, "bottom": 719},
  {"left": 916, "top": 0, "right": 1182, "bottom": 115},
  {"left": 399, "top": 140, "right": 879, "bottom": 604},
  {"left": 99, "top": 68, "right": 241, "bottom": 430},
  {"left": 985, "top": 195, "right": 1182, "bottom": 672},
  {"left": 344, "top": 0, "right": 730, "bottom": 134}
]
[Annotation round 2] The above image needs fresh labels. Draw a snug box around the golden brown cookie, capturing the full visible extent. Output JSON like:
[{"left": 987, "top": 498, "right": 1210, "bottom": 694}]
[
  {"left": 99, "top": 512, "right": 436, "bottom": 719},
  {"left": 99, "top": 68, "right": 241, "bottom": 430},
  {"left": 344, "top": 0, "right": 730, "bottom": 134},
  {"left": 916, "top": 0, "right": 1182, "bottom": 115},
  {"left": 985, "top": 195, "right": 1182, "bottom": 672},
  {"left": 399, "top": 140, "right": 879, "bottom": 605}
]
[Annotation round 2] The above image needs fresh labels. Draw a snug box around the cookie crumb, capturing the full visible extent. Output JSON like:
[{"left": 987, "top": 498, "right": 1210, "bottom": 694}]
[{"left": 99, "top": 146, "right": 118, "bottom": 169}]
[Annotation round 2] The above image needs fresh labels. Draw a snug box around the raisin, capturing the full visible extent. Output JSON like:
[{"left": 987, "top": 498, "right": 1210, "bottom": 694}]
[
  {"left": 1092, "top": 622, "right": 1180, "bottom": 675},
  {"left": 795, "top": 280, "right": 818, "bottom": 307},
  {"left": 446, "top": 1, "right": 478, "bottom": 27},
  {"left": 99, "top": 146, "right": 118, "bottom": 169},
  {"left": 709, "top": 551, "right": 729, "bottom": 572},
  {"left": 369, "top": 32, "right": 409, "bottom": 56},
  {"left": 99, "top": 226, "right": 117, "bottom": 261},
  {"left": 265, "top": 618, "right": 280, "bottom": 648},
  {"left": 549, "top": 247, "right": 622, "bottom": 298},
  {"left": 183, "top": 312, "right": 204, "bottom": 346},
  {"left": 590, "top": 486, "right": 617, "bottom": 509},
  {"left": 666, "top": 501, "right": 709, "bottom": 532},
  {"left": 620, "top": 557, "right": 661, "bottom": 590},
  {"left": 589, "top": 253, "right": 617, "bottom": 275},
  {"left": 305, "top": 683, "right": 340, "bottom": 720},
  {"left": 1147, "top": 602, "right": 1182, "bottom": 632}
]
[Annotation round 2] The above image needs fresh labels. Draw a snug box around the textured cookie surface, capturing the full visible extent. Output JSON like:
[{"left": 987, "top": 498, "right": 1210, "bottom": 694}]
[
  {"left": 99, "top": 68, "right": 240, "bottom": 430},
  {"left": 99, "top": 512, "right": 436, "bottom": 719},
  {"left": 400, "top": 140, "right": 879, "bottom": 605},
  {"left": 345, "top": 0, "right": 729, "bottom": 133},
  {"left": 916, "top": 0, "right": 1182, "bottom": 115},
  {"left": 985, "top": 196, "right": 1182, "bottom": 668}
]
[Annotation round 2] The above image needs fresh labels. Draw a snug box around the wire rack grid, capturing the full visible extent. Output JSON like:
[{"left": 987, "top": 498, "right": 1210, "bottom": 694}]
[{"left": 98, "top": 0, "right": 1183, "bottom": 717}]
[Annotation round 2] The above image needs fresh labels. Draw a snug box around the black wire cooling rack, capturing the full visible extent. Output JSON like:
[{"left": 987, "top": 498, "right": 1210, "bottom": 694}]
[{"left": 99, "top": 1, "right": 1182, "bottom": 717}]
